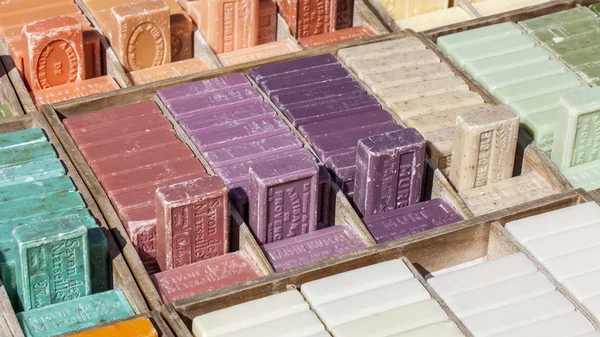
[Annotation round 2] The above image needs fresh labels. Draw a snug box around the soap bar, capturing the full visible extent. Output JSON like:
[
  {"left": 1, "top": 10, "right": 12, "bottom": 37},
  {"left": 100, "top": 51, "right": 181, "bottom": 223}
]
[
  {"left": 563, "top": 269, "right": 600, "bottom": 301},
  {"left": 0, "top": 128, "right": 46, "bottom": 150},
  {"left": 179, "top": 102, "right": 275, "bottom": 133},
  {"left": 156, "top": 176, "right": 229, "bottom": 271},
  {"left": 248, "top": 150, "right": 319, "bottom": 244},
  {"left": 259, "top": 66, "right": 350, "bottom": 95},
  {"left": 448, "top": 35, "right": 535, "bottom": 67},
  {"left": 0, "top": 175, "right": 74, "bottom": 204},
  {"left": 128, "top": 58, "right": 209, "bottom": 85},
  {"left": 258, "top": 0, "right": 277, "bottom": 44},
  {"left": 271, "top": 80, "right": 364, "bottom": 108},
  {"left": 405, "top": 104, "right": 491, "bottom": 134},
  {"left": 543, "top": 245, "right": 600, "bottom": 281},
  {"left": 261, "top": 224, "right": 366, "bottom": 272},
  {"left": 157, "top": 73, "right": 250, "bottom": 102},
  {"left": 338, "top": 37, "right": 426, "bottom": 68},
  {"left": 395, "top": 7, "right": 472, "bottom": 32},
  {"left": 298, "top": 26, "right": 376, "bottom": 49},
  {"left": 13, "top": 216, "right": 90, "bottom": 310},
  {"left": 217, "top": 40, "right": 302, "bottom": 67},
  {"left": 523, "top": 223, "right": 600, "bottom": 261},
  {"left": 109, "top": 0, "right": 170, "bottom": 72},
  {"left": 449, "top": 105, "right": 519, "bottom": 192},
  {"left": 478, "top": 60, "right": 565, "bottom": 94},
  {"left": 463, "top": 48, "right": 550, "bottom": 79},
  {"left": 0, "top": 159, "right": 65, "bottom": 188},
  {"left": 377, "top": 76, "right": 469, "bottom": 103},
  {"left": 80, "top": 131, "right": 177, "bottom": 163},
  {"left": 284, "top": 94, "right": 381, "bottom": 127},
  {"left": 352, "top": 49, "right": 440, "bottom": 79},
  {"left": 363, "top": 199, "right": 463, "bottom": 243},
  {"left": 168, "top": 87, "right": 262, "bottom": 118},
  {"left": 249, "top": 54, "right": 339, "bottom": 82},
  {"left": 0, "top": 142, "right": 56, "bottom": 168},
  {"left": 378, "top": 0, "right": 448, "bottom": 20},
  {"left": 364, "top": 63, "right": 454, "bottom": 91},
  {"left": 69, "top": 317, "right": 157, "bottom": 337},
  {"left": 390, "top": 322, "right": 465, "bottom": 337},
  {"left": 22, "top": 16, "right": 86, "bottom": 91},
  {"left": 436, "top": 21, "right": 520, "bottom": 54},
  {"left": 31, "top": 76, "right": 120, "bottom": 108},
  {"left": 64, "top": 101, "right": 161, "bottom": 133},
  {"left": 150, "top": 251, "right": 261, "bottom": 303},
  {"left": 391, "top": 91, "right": 485, "bottom": 120},
  {"left": 17, "top": 289, "right": 134, "bottom": 337},
  {"left": 299, "top": 110, "right": 394, "bottom": 138},
  {"left": 489, "top": 311, "right": 595, "bottom": 337},
  {"left": 493, "top": 73, "right": 581, "bottom": 104},
  {"left": 354, "top": 128, "right": 425, "bottom": 216},
  {"left": 519, "top": 7, "right": 598, "bottom": 33},
  {"left": 220, "top": 311, "right": 325, "bottom": 337},
  {"left": 276, "top": 0, "right": 333, "bottom": 38}
]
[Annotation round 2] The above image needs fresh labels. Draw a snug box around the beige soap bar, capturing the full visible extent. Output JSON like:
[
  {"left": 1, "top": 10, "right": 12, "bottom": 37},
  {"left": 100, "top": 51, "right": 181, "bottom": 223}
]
[
  {"left": 449, "top": 105, "right": 519, "bottom": 192},
  {"left": 405, "top": 103, "right": 491, "bottom": 134},
  {"left": 473, "top": 0, "right": 553, "bottom": 16},
  {"left": 378, "top": 77, "right": 469, "bottom": 104},
  {"left": 353, "top": 49, "right": 440, "bottom": 79},
  {"left": 365, "top": 63, "right": 454, "bottom": 92},
  {"left": 338, "top": 37, "right": 426, "bottom": 68},
  {"left": 390, "top": 91, "right": 484, "bottom": 120},
  {"left": 396, "top": 7, "right": 473, "bottom": 32},
  {"left": 218, "top": 40, "right": 301, "bottom": 66},
  {"left": 378, "top": 0, "right": 449, "bottom": 20},
  {"left": 424, "top": 128, "right": 453, "bottom": 176}
]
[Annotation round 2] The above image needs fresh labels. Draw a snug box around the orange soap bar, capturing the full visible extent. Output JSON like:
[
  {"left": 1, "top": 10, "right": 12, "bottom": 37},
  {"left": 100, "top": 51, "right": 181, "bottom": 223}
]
[
  {"left": 298, "top": 26, "right": 376, "bottom": 49},
  {"left": 218, "top": 39, "right": 301, "bottom": 66},
  {"left": 128, "top": 58, "right": 209, "bottom": 85},
  {"left": 258, "top": 0, "right": 277, "bottom": 45},
  {"left": 31, "top": 76, "right": 119, "bottom": 109},
  {"left": 0, "top": 2, "right": 79, "bottom": 29},
  {"left": 277, "top": 0, "right": 335, "bottom": 38},
  {"left": 22, "top": 16, "right": 86, "bottom": 91},
  {"left": 69, "top": 317, "right": 157, "bottom": 337},
  {"left": 109, "top": 0, "right": 171, "bottom": 72},
  {"left": 0, "top": 0, "right": 72, "bottom": 15}
]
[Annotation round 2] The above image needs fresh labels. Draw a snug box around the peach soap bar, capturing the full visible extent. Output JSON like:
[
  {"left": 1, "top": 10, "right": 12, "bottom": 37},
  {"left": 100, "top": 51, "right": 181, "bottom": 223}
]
[
  {"left": 69, "top": 317, "right": 158, "bottom": 337},
  {"left": 31, "top": 76, "right": 119, "bottom": 109}
]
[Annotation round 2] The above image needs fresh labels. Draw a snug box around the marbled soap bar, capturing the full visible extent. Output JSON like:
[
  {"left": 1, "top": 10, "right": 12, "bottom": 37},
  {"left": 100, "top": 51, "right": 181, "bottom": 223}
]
[
  {"left": 69, "top": 317, "right": 157, "bottom": 337},
  {"left": 261, "top": 224, "right": 366, "bottom": 272},
  {"left": 151, "top": 251, "right": 261, "bottom": 303},
  {"left": 363, "top": 199, "right": 463, "bottom": 243},
  {"left": 17, "top": 289, "right": 134, "bottom": 337}
]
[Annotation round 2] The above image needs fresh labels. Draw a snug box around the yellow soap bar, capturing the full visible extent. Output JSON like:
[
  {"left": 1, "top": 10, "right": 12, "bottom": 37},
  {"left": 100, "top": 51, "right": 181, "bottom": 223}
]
[
  {"left": 379, "top": 0, "right": 449, "bottom": 20},
  {"left": 69, "top": 317, "right": 158, "bottom": 337}
]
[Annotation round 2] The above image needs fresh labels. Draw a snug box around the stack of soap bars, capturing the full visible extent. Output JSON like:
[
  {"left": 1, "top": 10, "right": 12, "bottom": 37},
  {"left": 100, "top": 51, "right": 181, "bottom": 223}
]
[{"left": 0, "top": 128, "right": 135, "bottom": 337}]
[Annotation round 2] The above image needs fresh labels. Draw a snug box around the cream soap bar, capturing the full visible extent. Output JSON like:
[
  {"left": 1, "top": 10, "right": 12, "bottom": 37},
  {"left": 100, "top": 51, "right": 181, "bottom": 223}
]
[
  {"left": 488, "top": 311, "right": 595, "bottom": 337},
  {"left": 364, "top": 63, "right": 454, "bottom": 91},
  {"left": 218, "top": 311, "right": 325, "bottom": 337},
  {"left": 395, "top": 7, "right": 473, "bottom": 33},
  {"left": 337, "top": 38, "right": 426, "bottom": 68},
  {"left": 388, "top": 322, "right": 465, "bottom": 337},
  {"left": 390, "top": 91, "right": 484, "bottom": 120},
  {"left": 524, "top": 223, "right": 600, "bottom": 261},
  {"left": 563, "top": 270, "right": 600, "bottom": 301}
]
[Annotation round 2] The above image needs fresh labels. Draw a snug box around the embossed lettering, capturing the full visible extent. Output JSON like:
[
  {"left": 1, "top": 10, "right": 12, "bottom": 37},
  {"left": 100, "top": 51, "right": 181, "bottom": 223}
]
[{"left": 474, "top": 130, "right": 493, "bottom": 187}]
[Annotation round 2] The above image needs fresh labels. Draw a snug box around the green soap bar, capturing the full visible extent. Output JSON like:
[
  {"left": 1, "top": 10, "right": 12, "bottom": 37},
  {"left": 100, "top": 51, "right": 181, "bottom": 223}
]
[
  {"left": 511, "top": 85, "right": 587, "bottom": 116},
  {"left": 0, "top": 260, "right": 18, "bottom": 311},
  {"left": 522, "top": 109, "right": 560, "bottom": 157},
  {"left": 590, "top": 78, "right": 600, "bottom": 87},
  {"left": 17, "top": 289, "right": 134, "bottom": 337},
  {"left": 591, "top": 3, "right": 600, "bottom": 15},
  {"left": 0, "top": 191, "right": 85, "bottom": 222},
  {"left": 13, "top": 216, "right": 91, "bottom": 311},
  {"left": 464, "top": 47, "right": 550, "bottom": 79},
  {"left": 478, "top": 60, "right": 564, "bottom": 93},
  {"left": 0, "top": 104, "right": 11, "bottom": 119},
  {"left": 563, "top": 159, "right": 600, "bottom": 190},
  {"left": 0, "top": 128, "right": 45, "bottom": 151},
  {"left": 544, "top": 31, "right": 600, "bottom": 56},
  {"left": 531, "top": 18, "right": 600, "bottom": 45},
  {"left": 573, "top": 61, "right": 600, "bottom": 85},
  {"left": 437, "top": 22, "right": 521, "bottom": 54},
  {"left": 449, "top": 35, "right": 535, "bottom": 67},
  {"left": 551, "top": 87, "right": 600, "bottom": 170},
  {"left": 0, "top": 176, "right": 74, "bottom": 204},
  {"left": 493, "top": 72, "right": 581, "bottom": 104},
  {"left": 519, "top": 7, "right": 598, "bottom": 33},
  {"left": 0, "top": 159, "right": 65, "bottom": 188},
  {"left": 0, "top": 142, "right": 56, "bottom": 169},
  {"left": 560, "top": 46, "right": 600, "bottom": 68}
]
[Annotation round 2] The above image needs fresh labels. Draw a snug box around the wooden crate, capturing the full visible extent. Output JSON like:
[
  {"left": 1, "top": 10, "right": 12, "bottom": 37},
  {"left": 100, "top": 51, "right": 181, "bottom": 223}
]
[
  {"left": 0, "top": 113, "right": 152, "bottom": 337},
  {"left": 0, "top": 58, "right": 23, "bottom": 117},
  {"left": 161, "top": 189, "right": 600, "bottom": 336}
]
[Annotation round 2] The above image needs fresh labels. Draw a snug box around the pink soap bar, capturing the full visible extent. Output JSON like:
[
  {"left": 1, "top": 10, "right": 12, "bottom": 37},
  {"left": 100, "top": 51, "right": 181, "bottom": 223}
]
[
  {"left": 204, "top": 134, "right": 303, "bottom": 168},
  {"left": 283, "top": 94, "right": 380, "bottom": 127},
  {"left": 157, "top": 73, "right": 250, "bottom": 103},
  {"left": 70, "top": 114, "right": 173, "bottom": 148},
  {"left": 271, "top": 79, "right": 364, "bottom": 109},
  {"left": 168, "top": 88, "right": 263, "bottom": 118},
  {"left": 190, "top": 117, "right": 289, "bottom": 151},
  {"left": 81, "top": 130, "right": 178, "bottom": 163},
  {"left": 120, "top": 204, "right": 159, "bottom": 272},
  {"left": 150, "top": 251, "right": 262, "bottom": 303},
  {"left": 261, "top": 224, "right": 366, "bottom": 272},
  {"left": 64, "top": 101, "right": 161, "bottom": 134},
  {"left": 178, "top": 102, "right": 275, "bottom": 133}
]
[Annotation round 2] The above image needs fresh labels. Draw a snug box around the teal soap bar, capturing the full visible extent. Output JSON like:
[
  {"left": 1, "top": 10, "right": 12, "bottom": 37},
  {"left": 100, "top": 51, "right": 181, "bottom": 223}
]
[
  {"left": 17, "top": 289, "right": 134, "bottom": 337},
  {"left": 478, "top": 60, "right": 564, "bottom": 93},
  {"left": 0, "top": 142, "right": 56, "bottom": 169},
  {"left": 0, "top": 176, "right": 74, "bottom": 203},
  {"left": 0, "top": 104, "right": 11, "bottom": 119},
  {"left": 0, "top": 159, "right": 65, "bottom": 188},
  {"left": 0, "top": 191, "right": 86, "bottom": 223},
  {"left": 0, "top": 128, "right": 46, "bottom": 150},
  {"left": 522, "top": 108, "right": 560, "bottom": 157},
  {"left": 493, "top": 72, "right": 581, "bottom": 104},
  {"left": 519, "top": 7, "right": 598, "bottom": 33},
  {"left": 437, "top": 22, "right": 521, "bottom": 54},
  {"left": 560, "top": 46, "right": 600, "bottom": 68},
  {"left": 545, "top": 31, "right": 600, "bottom": 56},
  {"left": 464, "top": 48, "right": 550, "bottom": 79},
  {"left": 448, "top": 35, "right": 535, "bottom": 67},
  {"left": 531, "top": 18, "right": 600, "bottom": 46},
  {"left": 13, "top": 216, "right": 91, "bottom": 310},
  {"left": 511, "top": 85, "right": 587, "bottom": 116}
]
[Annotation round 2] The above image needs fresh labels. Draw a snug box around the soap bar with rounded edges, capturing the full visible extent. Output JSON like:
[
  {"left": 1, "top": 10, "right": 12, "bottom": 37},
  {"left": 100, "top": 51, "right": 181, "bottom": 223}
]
[{"left": 69, "top": 317, "right": 158, "bottom": 337}]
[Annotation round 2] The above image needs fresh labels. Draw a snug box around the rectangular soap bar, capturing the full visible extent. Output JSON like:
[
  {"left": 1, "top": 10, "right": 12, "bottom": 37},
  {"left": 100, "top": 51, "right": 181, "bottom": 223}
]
[
  {"left": 355, "top": 128, "right": 425, "bottom": 216},
  {"left": 157, "top": 73, "right": 250, "bottom": 102},
  {"left": 249, "top": 54, "right": 339, "bottom": 82},
  {"left": 377, "top": 76, "right": 469, "bottom": 104},
  {"left": 218, "top": 311, "right": 325, "bottom": 337},
  {"left": 271, "top": 80, "right": 364, "bottom": 109},
  {"left": 178, "top": 102, "right": 275, "bottom": 133},
  {"left": 464, "top": 47, "right": 550, "bottom": 79},
  {"left": 298, "top": 26, "right": 376, "bottom": 49},
  {"left": 395, "top": 7, "right": 473, "bottom": 32},
  {"left": 493, "top": 73, "right": 581, "bottom": 104},
  {"left": 80, "top": 130, "right": 178, "bottom": 163},
  {"left": 261, "top": 224, "right": 366, "bottom": 272},
  {"left": 523, "top": 222, "right": 600, "bottom": 261},
  {"left": 217, "top": 40, "right": 302, "bottom": 67},
  {"left": 437, "top": 22, "right": 521, "bottom": 53},
  {"left": 352, "top": 49, "right": 441, "bottom": 79},
  {"left": 31, "top": 76, "right": 120, "bottom": 108},
  {"left": 299, "top": 110, "right": 394, "bottom": 138},
  {"left": 405, "top": 103, "right": 491, "bottom": 134},
  {"left": 249, "top": 150, "right": 319, "bottom": 244},
  {"left": 390, "top": 91, "right": 485, "bottom": 120},
  {"left": 63, "top": 101, "right": 161, "bottom": 133},
  {"left": 364, "top": 199, "right": 463, "bottom": 243},
  {"left": 489, "top": 311, "right": 595, "bottom": 337},
  {"left": 17, "top": 289, "right": 134, "bottom": 337},
  {"left": 150, "top": 251, "right": 262, "bottom": 303},
  {"left": 128, "top": 58, "right": 210, "bottom": 85},
  {"left": 0, "top": 128, "right": 46, "bottom": 150},
  {"left": 168, "top": 88, "right": 263, "bottom": 118},
  {"left": 259, "top": 66, "right": 350, "bottom": 95},
  {"left": 338, "top": 37, "right": 426, "bottom": 68},
  {"left": 0, "top": 142, "right": 56, "bottom": 168},
  {"left": 68, "top": 317, "right": 158, "bottom": 337},
  {"left": 543, "top": 245, "right": 600, "bottom": 282},
  {"left": 156, "top": 176, "right": 229, "bottom": 271},
  {"left": 390, "top": 322, "right": 465, "bottom": 337},
  {"left": 284, "top": 94, "right": 381, "bottom": 127},
  {"left": 365, "top": 63, "right": 454, "bottom": 92},
  {"left": 477, "top": 60, "right": 565, "bottom": 94}
]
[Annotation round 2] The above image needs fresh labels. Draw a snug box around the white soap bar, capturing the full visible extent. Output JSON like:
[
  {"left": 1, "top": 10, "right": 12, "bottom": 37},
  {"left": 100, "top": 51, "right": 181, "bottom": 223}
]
[
  {"left": 315, "top": 278, "right": 431, "bottom": 329},
  {"left": 301, "top": 259, "right": 413, "bottom": 306},
  {"left": 578, "top": 331, "right": 600, "bottom": 337},
  {"left": 339, "top": 38, "right": 426, "bottom": 68},
  {"left": 220, "top": 311, "right": 325, "bottom": 337},
  {"left": 583, "top": 295, "right": 600, "bottom": 321},
  {"left": 446, "top": 271, "right": 556, "bottom": 318},
  {"left": 330, "top": 299, "right": 448, "bottom": 337},
  {"left": 524, "top": 223, "right": 600, "bottom": 261},
  {"left": 307, "top": 333, "right": 333, "bottom": 337},
  {"left": 563, "top": 270, "right": 600, "bottom": 301},
  {"left": 429, "top": 253, "right": 537, "bottom": 299},
  {"left": 388, "top": 322, "right": 465, "bottom": 337},
  {"left": 542, "top": 245, "right": 600, "bottom": 282},
  {"left": 192, "top": 290, "right": 309, "bottom": 337},
  {"left": 505, "top": 202, "right": 600, "bottom": 242},
  {"left": 487, "top": 311, "right": 595, "bottom": 337},
  {"left": 353, "top": 49, "right": 440, "bottom": 79},
  {"left": 378, "top": 76, "right": 469, "bottom": 104},
  {"left": 462, "top": 291, "right": 575, "bottom": 336},
  {"left": 390, "top": 91, "right": 485, "bottom": 120}
]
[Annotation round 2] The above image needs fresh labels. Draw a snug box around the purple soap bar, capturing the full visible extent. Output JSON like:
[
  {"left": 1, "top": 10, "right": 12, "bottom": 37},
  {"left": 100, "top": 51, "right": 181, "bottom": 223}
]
[
  {"left": 260, "top": 66, "right": 351, "bottom": 95},
  {"left": 284, "top": 94, "right": 380, "bottom": 127},
  {"left": 324, "top": 151, "right": 355, "bottom": 194},
  {"left": 190, "top": 117, "right": 288, "bottom": 151},
  {"left": 271, "top": 79, "right": 364, "bottom": 109},
  {"left": 179, "top": 102, "right": 275, "bottom": 133},
  {"left": 229, "top": 179, "right": 250, "bottom": 220},
  {"left": 157, "top": 73, "right": 250, "bottom": 102},
  {"left": 249, "top": 54, "right": 339, "bottom": 82},
  {"left": 355, "top": 128, "right": 426, "bottom": 217},
  {"left": 215, "top": 149, "right": 307, "bottom": 185},
  {"left": 318, "top": 166, "right": 332, "bottom": 230},
  {"left": 261, "top": 224, "right": 366, "bottom": 272},
  {"left": 205, "top": 134, "right": 303, "bottom": 168},
  {"left": 300, "top": 110, "right": 395, "bottom": 139},
  {"left": 364, "top": 199, "right": 463, "bottom": 243},
  {"left": 249, "top": 149, "right": 319, "bottom": 245},
  {"left": 311, "top": 123, "right": 402, "bottom": 161},
  {"left": 168, "top": 88, "right": 263, "bottom": 118}
]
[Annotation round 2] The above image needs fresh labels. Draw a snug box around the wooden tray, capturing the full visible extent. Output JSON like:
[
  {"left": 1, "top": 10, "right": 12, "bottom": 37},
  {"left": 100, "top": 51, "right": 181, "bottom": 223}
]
[
  {"left": 0, "top": 58, "right": 23, "bottom": 117},
  {"left": 0, "top": 113, "right": 151, "bottom": 337},
  {"left": 161, "top": 189, "right": 600, "bottom": 336}
]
